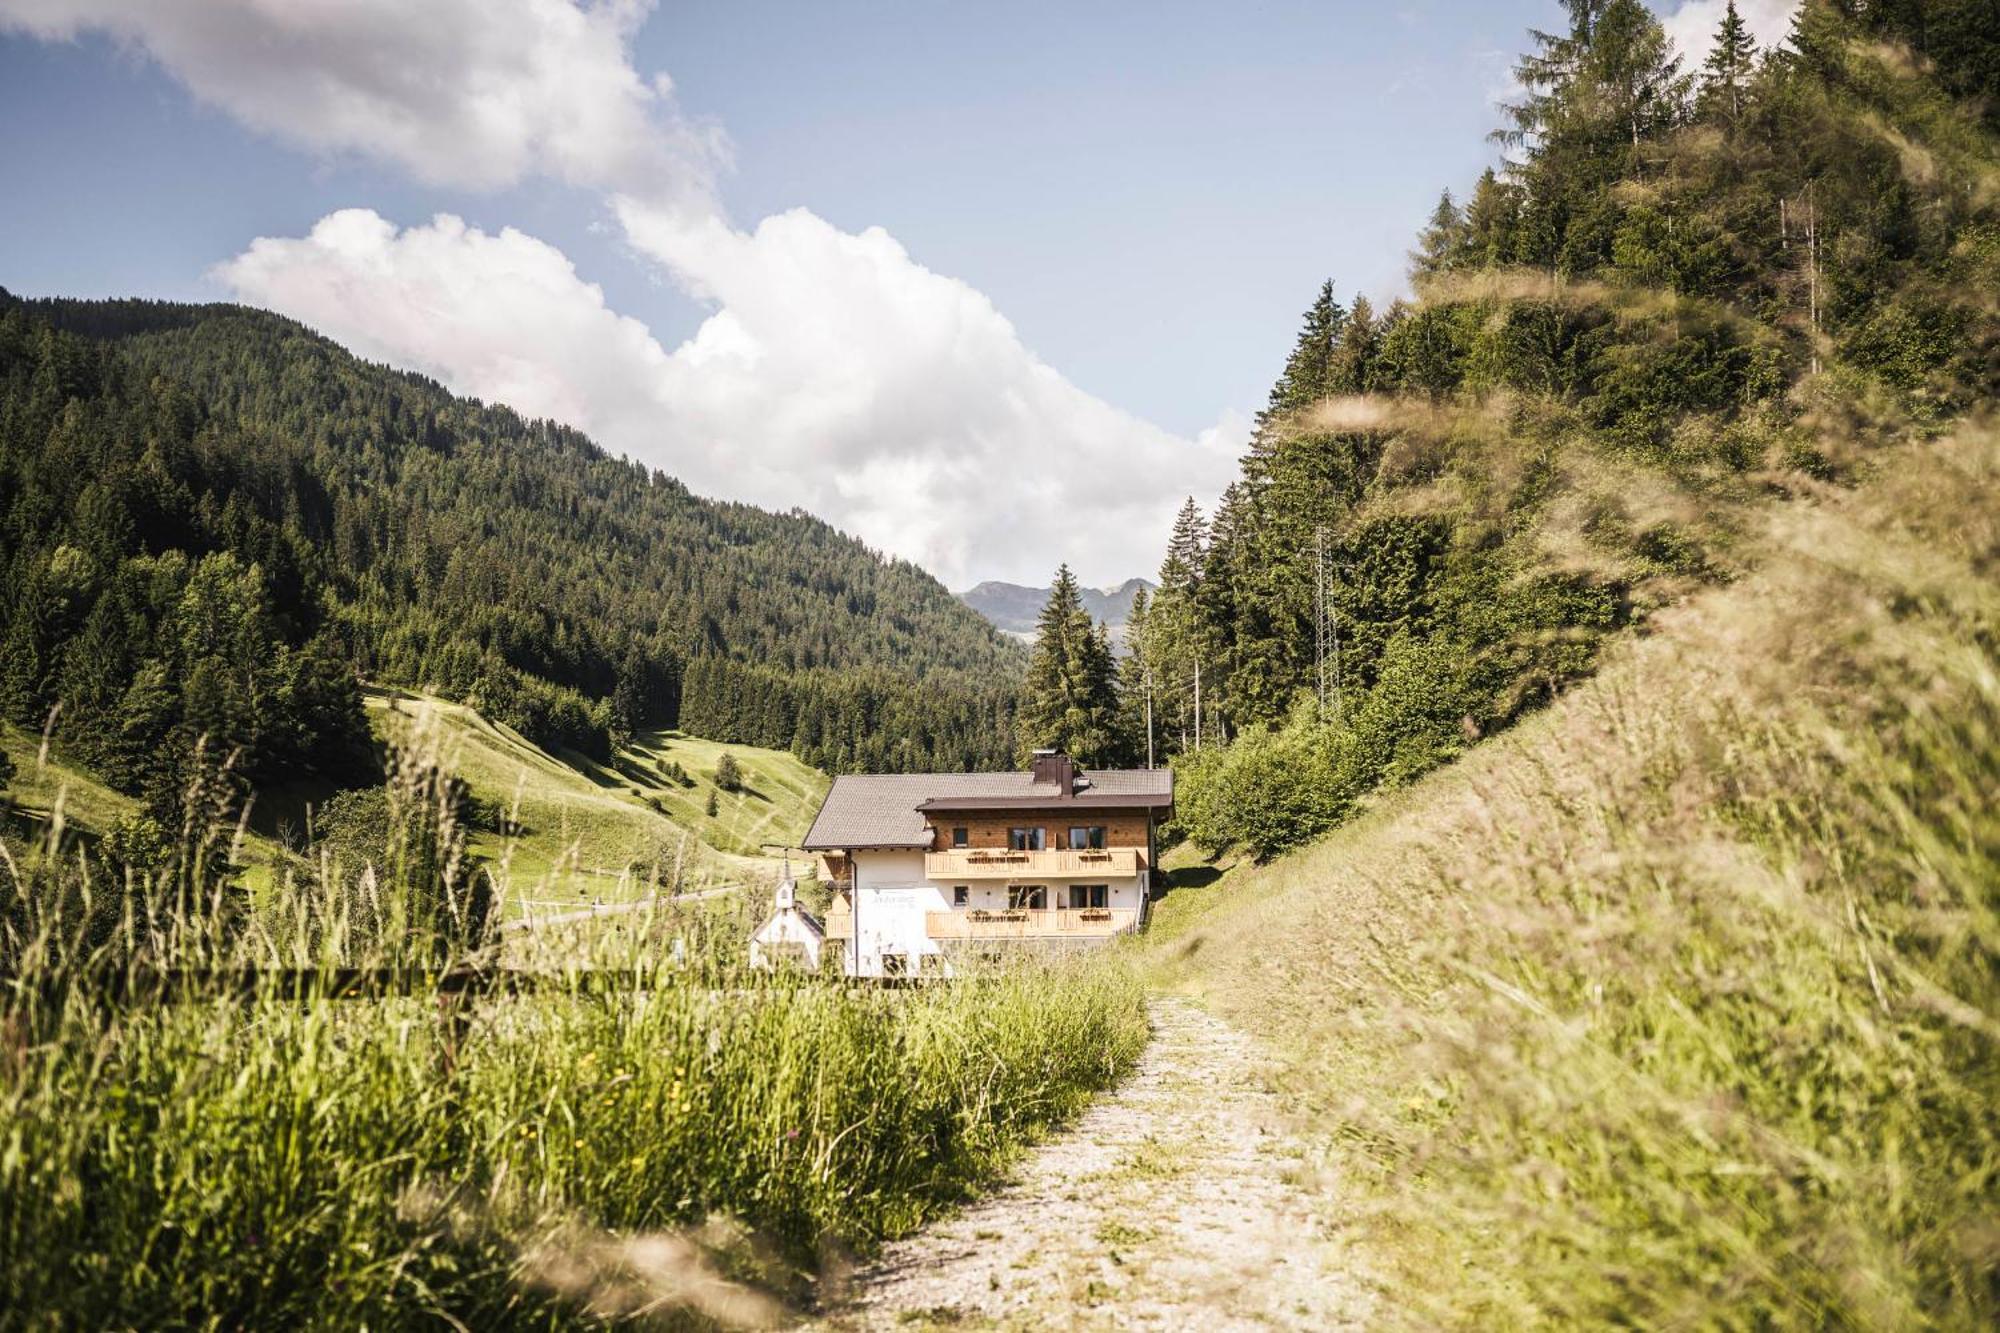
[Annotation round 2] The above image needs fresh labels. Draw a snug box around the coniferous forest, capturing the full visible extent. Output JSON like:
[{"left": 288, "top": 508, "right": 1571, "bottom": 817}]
[
  {"left": 0, "top": 293, "right": 1025, "bottom": 824},
  {"left": 1092, "top": 0, "right": 2000, "bottom": 856}
]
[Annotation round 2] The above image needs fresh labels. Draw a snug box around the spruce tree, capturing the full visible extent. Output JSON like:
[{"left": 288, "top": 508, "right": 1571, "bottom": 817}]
[
  {"left": 1698, "top": 0, "right": 1758, "bottom": 121},
  {"left": 1018, "top": 565, "right": 1120, "bottom": 766},
  {"left": 1327, "top": 295, "right": 1379, "bottom": 395},
  {"left": 1118, "top": 586, "right": 1157, "bottom": 766},
  {"left": 1587, "top": 0, "right": 1688, "bottom": 151},
  {"left": 1460, "top": 168, "right": 1520, "bottom": 268},
  {"left": 1160, "top": 497, "right": 1209, "bottom": 595},
  {"left": 1260, "top": 281, "right": 1348, "bottom": 422},
  {"left": 1148, "top": 500, "right": 1211, "bottom": 754},
  {"left": 1413, "top": 191, "right": 1466, "bottom": 277}
]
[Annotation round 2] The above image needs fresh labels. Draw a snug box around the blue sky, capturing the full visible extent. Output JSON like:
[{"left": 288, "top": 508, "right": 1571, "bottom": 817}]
[{"left": 0, "top": 1, "right": 1789, "bottom": 585}]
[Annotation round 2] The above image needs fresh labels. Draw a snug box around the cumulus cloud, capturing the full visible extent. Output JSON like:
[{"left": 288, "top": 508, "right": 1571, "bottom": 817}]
[
  {"left": 0, "top": 0, "right": 723, "bottom": 215},
  {"left": 1660, "top": 0, "right": 1798, "bottom": 68},
  {"left": 8, "top": 0, "right": 1239, "bottom": 586},
  {"left": 219, "top": 208, "right": 1243, "bottom": 587}
]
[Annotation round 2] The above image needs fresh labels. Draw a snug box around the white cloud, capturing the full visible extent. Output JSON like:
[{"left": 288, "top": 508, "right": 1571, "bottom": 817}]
[
  {"left": 10, "top": 0, "right": 1239, "bottom": 586},
  {"left": 216, "top": 209, "right": 677, "bottom": 445},
  {"left": 218, "top": 208, "right": 1243, "bottom": 588},
  {"left": 0, "top": 0, "right": 723, "bottom": 209},
  {"left": 1660, "top": 0, "right": 1798, "bottom": 68}
]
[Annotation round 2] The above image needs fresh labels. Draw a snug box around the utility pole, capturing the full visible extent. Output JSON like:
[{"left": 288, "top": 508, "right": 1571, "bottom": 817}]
[
  {"left": 1193, "top": 660, "right": 1202, "bottom": 751},
  {"left": 1805, "top": 190, "right": 1821, "bottom": 377},
  {"left": 1143, "top": 662, "right": 1155, "bottom": 769}
]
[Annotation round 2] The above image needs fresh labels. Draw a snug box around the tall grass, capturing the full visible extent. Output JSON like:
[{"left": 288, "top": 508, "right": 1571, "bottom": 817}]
[
  {"left": 1152, "top": 425, "right": 1999, "bottom": 1327},
  {"left": 0, "top": 737, "right": 1148, "bottom": 1327}
]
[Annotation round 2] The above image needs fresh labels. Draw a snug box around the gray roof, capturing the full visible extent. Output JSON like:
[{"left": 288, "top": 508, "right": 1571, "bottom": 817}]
[{"left": 802, "top": 769, "right": 1173, "bottom": 850}]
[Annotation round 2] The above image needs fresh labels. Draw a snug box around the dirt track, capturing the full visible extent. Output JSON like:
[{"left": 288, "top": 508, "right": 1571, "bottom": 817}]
[{"left": 808, "top": 997, "right": 1368, "bottom": 1330}]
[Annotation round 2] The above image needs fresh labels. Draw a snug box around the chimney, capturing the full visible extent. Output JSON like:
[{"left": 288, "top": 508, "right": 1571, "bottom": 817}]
[{"left": 1030, "top": 748, "right": 1075, "bottom": 795}]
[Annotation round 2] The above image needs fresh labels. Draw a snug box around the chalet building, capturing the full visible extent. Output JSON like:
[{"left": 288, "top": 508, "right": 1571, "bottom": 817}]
[{"left": 802, "top": 749, "right": 1172, "bottom": 978}]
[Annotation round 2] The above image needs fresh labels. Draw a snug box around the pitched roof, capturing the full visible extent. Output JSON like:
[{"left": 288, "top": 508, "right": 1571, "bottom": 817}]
[{"left": 801, "top": 768, "right": 1173, "bottom": 850}]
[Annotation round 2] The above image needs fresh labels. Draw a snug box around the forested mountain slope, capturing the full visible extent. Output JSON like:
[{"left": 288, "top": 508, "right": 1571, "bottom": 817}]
[
  {"left": 0, "top": 294, "right": 1024, "bottom": 826},
  {"left": 1127, "top": 0, "right": 1999, "bottom": 857}
]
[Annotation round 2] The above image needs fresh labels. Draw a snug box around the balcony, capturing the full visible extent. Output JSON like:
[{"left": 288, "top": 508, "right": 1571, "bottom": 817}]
[
  {"left": 925, "top": 907, "right": 1139, "bottom": 940},
  {"left": 924, "top": 847, "right": 1141, "bottom": 880}
]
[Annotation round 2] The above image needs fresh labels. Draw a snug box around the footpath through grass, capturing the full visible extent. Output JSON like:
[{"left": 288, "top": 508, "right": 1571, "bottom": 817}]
[{"left": 1149, "top": 426, "right": 2000, "bottom": 1328}]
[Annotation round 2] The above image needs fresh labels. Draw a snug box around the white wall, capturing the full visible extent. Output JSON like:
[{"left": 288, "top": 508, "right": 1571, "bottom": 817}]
[
  {"left": 843, "top": 853, "right": 1150, "bottom": 977},
  {"left": 848, "top": 851, "right": 950, "bottom": 977}
]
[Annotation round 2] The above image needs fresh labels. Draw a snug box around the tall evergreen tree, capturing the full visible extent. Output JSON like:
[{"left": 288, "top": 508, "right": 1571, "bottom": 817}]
[
  {"left": 1327, "top": 294, "right": 1380, "bottom": 395},
  {"left": 1413, "top": 191, "right": 1467, "bottom": 277},
  {"left": 1117, "top": 585, "right": 1157, "bottom": 766},
  {"left": 1145, "top": 499, "right": 1212, "bottom": 754},
  {"left": 1698, "top": 1, "right": 1759, "bottom": 122},
  {"left": 1587, "top": 0, "right": 1689, "bottom": 151},
  {"left": 1018, "top": 565, "right": 1121, "bottom": 766},
  {"left": 1259, "top": 282, "right": 1348, "bottom": 423}
]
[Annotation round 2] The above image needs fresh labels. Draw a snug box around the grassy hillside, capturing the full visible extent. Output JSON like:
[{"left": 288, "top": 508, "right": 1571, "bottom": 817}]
[
  {"left": 365, "top": 688, "right": 828, "bottom": 897},
  {"left": 1147, "top": 424, "right": 1998, "bottom": 1326},
  {"left": 3, "top": 691, "right": 829, "bottom": 909}
]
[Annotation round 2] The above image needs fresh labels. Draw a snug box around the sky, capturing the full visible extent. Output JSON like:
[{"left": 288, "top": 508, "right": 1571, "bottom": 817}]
[{"left": 0, "top": 1, "right": 1796, "bottom": 588}]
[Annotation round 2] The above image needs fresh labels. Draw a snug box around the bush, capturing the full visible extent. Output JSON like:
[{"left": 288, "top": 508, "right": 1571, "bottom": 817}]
[
  {"left": 713, "top": 752, "right": 742, "bottom": 792},
  {"left": 1173, "top": 705, "right": 1359, "bottom": 861}
]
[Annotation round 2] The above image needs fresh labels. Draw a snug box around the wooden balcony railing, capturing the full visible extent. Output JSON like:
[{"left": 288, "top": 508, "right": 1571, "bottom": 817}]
[
  {"left": 924, "top": 847, "right": 1141, "bottom": 880},
  {"left": 925, "top": 907, "right": 1139, "bottom": 940}
]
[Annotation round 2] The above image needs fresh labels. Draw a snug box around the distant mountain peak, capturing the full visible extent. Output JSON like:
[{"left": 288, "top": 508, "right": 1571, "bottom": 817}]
[{"left": 956, "top": 577, "right": 1155, "bottom": 644}]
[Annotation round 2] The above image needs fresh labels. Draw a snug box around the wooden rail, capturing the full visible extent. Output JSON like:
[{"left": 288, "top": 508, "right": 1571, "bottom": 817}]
[
  {"left": 28, "top": 966, "right": 685, "bottom": 1003},
  {"left": 924, "top": 847, "right": 1140, "bottom": 880},
  {"left": 924, "top": 907, "right": 1138, "bottom": 940}
]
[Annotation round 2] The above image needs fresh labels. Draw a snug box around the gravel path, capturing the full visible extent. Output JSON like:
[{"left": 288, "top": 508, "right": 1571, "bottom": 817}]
[{"left": 807, "top": 997, "right": 1367, "bottom": 1330}]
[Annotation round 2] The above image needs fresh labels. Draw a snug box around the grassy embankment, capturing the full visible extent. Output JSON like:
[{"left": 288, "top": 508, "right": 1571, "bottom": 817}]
[
  {"left": 0, "top": 746, "right": 1148, "bottom": 1328},
  {"left": 1149, "top": 426, "right": 1999, "bottom": 1327}
]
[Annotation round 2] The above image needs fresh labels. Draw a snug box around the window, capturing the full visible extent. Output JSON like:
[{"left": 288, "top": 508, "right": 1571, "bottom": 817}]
[
  {"left": 952, "top": 826, "right": 969, "bottom": 848},
  {"left": 1068, "top": 884, "right": 1109, "bottom": 909},
  {"left": 1008, "top": 885, "right": 1047, "bottom": 910},
  {"left": 1008, "top": 827, "right": 1046, "bottom": 851},
  {"left": 881, "top": 953, "right": 908, "bottom": 978},
  {"left": 1068, "top": 825, "right": 1107, "bottom": 850},
  {"left": 953, "top": 885, "right": 969, "bottom": 906}
]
